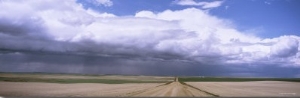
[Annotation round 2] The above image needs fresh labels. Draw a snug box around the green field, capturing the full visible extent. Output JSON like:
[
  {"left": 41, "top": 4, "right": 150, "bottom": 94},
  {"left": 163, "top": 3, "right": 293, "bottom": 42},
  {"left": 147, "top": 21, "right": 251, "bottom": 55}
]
[
  {"left": 0, "top": 72, "right": 172, "bottom": 84},
  {"left": 1, "top": 72, "right": 300, "bottom": 84},
  {"left": 0, "top": 77, "right": 167, "bottom": 84}
]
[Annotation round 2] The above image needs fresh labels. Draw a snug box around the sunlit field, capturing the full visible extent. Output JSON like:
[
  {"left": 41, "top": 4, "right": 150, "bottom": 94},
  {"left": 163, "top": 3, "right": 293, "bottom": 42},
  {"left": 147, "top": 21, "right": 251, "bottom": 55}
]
[{"left": 0, "top": 72, "right": 299, "bottom": 97}]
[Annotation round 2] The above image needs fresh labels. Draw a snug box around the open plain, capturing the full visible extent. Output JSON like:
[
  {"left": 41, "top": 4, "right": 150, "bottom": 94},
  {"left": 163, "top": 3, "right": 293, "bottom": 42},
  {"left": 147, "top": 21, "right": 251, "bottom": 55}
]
[
  {"left": 0, "top": 82, "right": 163, "bottom": 97},
  {"left": 0, "top": 73, "right": 300, "bottom": 97},
  {"left": 187, "top": 81, "right": 300, "bottom": 97}
]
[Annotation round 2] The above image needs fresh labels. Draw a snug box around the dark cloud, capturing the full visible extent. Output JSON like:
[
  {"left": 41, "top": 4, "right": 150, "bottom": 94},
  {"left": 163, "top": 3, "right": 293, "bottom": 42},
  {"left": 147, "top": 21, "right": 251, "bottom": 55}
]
[
  {"left": 0, "top": 50, "right": 228, "bottom": 76},
  {"left": 1, "top": 51, "right": 299, "bottom": 77},
  {"left": 0, "top": 16, "right": 48, "bottom": 38}
]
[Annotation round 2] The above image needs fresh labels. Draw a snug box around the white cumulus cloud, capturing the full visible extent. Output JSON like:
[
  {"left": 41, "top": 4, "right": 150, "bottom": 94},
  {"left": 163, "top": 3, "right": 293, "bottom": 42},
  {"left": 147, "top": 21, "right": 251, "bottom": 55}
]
[
  {"left": 0, "top": 0, "right": 299, "bottom": 68},
  {"left": 87, "top": 0, "right": 113, "bottom": 7},
  {"left": 270, "top": 36, "right": 299, "bottom": 58},
  {"left": 173, "top": 0, "right": 224, "bottom": 9}
]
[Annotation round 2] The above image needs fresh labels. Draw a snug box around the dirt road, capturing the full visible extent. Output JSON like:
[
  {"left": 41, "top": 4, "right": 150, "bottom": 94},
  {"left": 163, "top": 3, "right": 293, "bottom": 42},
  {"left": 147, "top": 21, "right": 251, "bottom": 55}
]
[
  {"left": 2, "top": 77, "right": 298, "bottom": 97},
  {"left": 0, "top": 77, "right": 215, "bottom": 97},
  {"left": 125, "top": 77, "right": 215, "bottom": 97}
]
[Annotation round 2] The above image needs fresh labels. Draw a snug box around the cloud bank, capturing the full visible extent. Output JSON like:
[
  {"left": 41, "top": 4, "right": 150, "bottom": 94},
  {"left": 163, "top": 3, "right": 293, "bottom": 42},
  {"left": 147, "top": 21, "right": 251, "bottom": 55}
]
[
  {"left": 86, "top": 0, "right": 113, "bottom": 7},
  {"left": 0, "top": 0, "right": 299, "bottom": 77},
  {"left": 173, "top": 0, "right": 224, "bottom": 9}
]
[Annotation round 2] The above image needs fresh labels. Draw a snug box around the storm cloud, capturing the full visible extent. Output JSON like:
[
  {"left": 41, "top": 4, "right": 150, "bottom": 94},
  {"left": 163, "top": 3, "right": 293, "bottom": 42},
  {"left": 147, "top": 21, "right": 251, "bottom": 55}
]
[{"left": 0, "top": 0, "right": 299, "bottom": 77}]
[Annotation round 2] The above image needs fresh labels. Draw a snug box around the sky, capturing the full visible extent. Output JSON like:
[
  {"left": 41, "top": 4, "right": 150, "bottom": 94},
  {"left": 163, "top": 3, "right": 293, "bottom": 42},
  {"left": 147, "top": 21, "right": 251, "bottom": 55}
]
[{"left": 0, "top": 0, "right": 300, "bottom": 77}]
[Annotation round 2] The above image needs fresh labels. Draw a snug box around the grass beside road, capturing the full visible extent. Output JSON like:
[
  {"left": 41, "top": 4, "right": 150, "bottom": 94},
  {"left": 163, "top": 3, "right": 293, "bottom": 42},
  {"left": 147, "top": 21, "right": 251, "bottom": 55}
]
[
  {"left": 179, "top": 77, "right": 300, "bottom": 82},
  {"left": 0, "top": 77, "right": 167, "bottom": 84}
]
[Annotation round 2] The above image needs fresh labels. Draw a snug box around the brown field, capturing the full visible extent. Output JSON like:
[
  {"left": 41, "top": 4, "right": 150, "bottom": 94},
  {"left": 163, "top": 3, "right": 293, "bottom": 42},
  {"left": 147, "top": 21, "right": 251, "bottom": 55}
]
[
  {"left": 2, "top": 81, "right": 300, "bottom": 97},
  {"left": 0, "top": 82, "right": 162, "bottom": 97},
  {"left": 187, "top": 81, "right": 300, "bottom": 97},
  {"left": 0, "top": 77, "right": 215, "bottom": 97},
  {"left": 0, "top": 73, "right": 300, "bottom": 97}
]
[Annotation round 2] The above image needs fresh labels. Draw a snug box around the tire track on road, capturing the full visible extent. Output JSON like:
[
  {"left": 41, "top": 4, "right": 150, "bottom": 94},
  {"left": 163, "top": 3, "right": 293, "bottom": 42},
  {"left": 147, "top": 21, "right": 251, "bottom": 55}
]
[{"left": 125, "top": 77, "right": 217, "bottom": 97}]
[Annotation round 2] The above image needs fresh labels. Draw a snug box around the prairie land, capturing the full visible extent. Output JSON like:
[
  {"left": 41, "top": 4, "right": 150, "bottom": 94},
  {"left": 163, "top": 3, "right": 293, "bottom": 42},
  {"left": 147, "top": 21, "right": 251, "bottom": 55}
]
[
  {"left": 187, "top": 81, "right": 300, "bottom": 97},
  {"left": 0, "top": 73, "right": 299, "bottom": 97},
  {"left": 0, "top": 72, "right": 173, "bottom": 83}
]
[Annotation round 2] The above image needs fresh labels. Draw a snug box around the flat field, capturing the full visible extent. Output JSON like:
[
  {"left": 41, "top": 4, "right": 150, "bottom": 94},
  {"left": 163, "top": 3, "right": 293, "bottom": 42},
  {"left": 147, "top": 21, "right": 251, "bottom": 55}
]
[
  {"left": 0, "top": 73, "right": 299, "bottom": 97},
  {"left": 0, "top": 72, "right": 173, "bottom": 83},
  {"left": 0, "top": 82, "right": 162, "bottom": 97},
  {"left": 0, "top": 72, "right": 174, "bottom": 97},
  {"left": 186, "top": 81, "right": 300, "bottom": 97}
]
